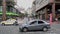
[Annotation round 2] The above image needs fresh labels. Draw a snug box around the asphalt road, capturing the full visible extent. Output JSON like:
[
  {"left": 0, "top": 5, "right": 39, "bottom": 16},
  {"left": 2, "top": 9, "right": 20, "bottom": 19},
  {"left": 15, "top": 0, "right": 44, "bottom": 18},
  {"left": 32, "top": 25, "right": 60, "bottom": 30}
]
[{"left": 0, "top": 24, "right": 60, "bottom": 34}]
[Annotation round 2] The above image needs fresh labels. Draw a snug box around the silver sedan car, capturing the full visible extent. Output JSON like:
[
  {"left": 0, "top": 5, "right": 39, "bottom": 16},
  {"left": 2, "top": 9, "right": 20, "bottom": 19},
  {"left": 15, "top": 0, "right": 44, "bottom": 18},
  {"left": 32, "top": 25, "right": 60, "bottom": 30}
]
[{"left": 19, "top": 20, "right": 51, "bottom": 32}]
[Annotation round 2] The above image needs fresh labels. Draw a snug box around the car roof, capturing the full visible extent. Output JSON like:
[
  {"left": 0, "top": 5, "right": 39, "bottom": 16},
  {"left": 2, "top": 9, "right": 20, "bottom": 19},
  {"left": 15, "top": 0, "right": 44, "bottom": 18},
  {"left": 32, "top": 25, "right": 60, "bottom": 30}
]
[
  {"left": 25, "top": 19, "right": 48, "bottom": 24},
  {"left": 29, "top": 19, "right": 45, "bottom": 22}
]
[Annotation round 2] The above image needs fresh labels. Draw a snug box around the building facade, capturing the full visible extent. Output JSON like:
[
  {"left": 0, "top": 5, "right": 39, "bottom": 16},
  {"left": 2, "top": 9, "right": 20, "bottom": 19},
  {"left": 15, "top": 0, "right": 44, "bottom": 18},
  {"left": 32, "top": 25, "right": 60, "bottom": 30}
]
[{"left": 32, "top": 0, "right": 60, "bottom": 20}]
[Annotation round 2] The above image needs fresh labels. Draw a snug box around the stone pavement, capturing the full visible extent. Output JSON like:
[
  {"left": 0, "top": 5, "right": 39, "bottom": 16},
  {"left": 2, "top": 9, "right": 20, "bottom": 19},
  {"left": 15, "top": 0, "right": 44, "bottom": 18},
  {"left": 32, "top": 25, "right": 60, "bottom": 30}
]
[{"left": 0, "top": 23, "right": 60, "bottom": 34}]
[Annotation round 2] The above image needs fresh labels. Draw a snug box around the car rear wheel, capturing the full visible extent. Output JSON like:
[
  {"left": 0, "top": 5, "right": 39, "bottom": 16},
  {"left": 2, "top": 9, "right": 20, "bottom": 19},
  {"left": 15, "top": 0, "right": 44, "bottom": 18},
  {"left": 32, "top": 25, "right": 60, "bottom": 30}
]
[
  {"left": 43, "top": 27, "right": 48, "bottom": 32},
  {"left": 2, "top": 23, "right": 5, "bottom": 26},
  {"left": 19, "top": 28, "right": 22, "bottom": 32},
  {"left": 22, "top": 28, "right": 28, "bottom": 32}
]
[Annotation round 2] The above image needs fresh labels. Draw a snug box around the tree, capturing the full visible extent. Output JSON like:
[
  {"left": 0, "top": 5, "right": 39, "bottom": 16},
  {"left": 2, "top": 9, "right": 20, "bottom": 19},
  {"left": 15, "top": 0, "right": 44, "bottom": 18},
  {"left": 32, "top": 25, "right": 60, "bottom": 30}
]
[
  {"left": 24, "top": 11, "right": 28, "bottom": 17},
  {"left": 2, "top": 0, "right": 6, "bottom": 21},
  {"left": 19, "top": 13, "right": 25, "bottom": 18},
  {"left": 2, "top": 0, "right": 16, "bottom": 21}
]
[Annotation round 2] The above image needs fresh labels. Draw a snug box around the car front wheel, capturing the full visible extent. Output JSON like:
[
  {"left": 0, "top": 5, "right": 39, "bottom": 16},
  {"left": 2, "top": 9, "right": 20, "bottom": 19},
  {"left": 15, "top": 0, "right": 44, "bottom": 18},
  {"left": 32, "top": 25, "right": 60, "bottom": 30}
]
[
  {"left": 43, "top": 27, "right": 48, "bottom": 32},
  {"left": 22, "top": 28, "right": 28, "bottom": 32}
]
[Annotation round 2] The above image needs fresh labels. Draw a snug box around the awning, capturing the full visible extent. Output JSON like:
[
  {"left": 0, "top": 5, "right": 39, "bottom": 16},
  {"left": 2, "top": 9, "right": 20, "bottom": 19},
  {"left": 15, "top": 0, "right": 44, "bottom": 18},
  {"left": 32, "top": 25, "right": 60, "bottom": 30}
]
[{"left": 0, "top": 12, "right": 19, "bottom": 16}]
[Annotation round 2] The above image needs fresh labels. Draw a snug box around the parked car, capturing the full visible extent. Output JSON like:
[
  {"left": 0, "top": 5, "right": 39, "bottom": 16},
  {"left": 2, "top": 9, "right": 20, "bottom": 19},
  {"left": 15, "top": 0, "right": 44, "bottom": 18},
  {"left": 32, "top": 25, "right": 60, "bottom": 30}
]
[
  {"left": 0, "top": 18, "right": 18, "bottom": 25},
  {"left": 19, "top": 20, "right": 51, "bottom": 32}
]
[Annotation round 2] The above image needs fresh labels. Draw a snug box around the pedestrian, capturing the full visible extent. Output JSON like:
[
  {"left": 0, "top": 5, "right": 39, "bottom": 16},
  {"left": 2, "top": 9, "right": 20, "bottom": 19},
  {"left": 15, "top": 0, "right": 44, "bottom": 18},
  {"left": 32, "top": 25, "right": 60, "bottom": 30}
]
[
  {"left": 55, "top": 18, "right": 58, "bottom": 23},
  {"left": 55, "top": 18, "right": 58, "bottom": 21}
]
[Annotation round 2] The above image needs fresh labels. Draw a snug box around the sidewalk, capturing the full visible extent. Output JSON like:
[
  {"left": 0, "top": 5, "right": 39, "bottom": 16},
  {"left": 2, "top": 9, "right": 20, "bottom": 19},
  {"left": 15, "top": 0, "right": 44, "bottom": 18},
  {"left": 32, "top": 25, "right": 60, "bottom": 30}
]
[{"left": 52, "top": 22, "right": 60, "bottom": 29}]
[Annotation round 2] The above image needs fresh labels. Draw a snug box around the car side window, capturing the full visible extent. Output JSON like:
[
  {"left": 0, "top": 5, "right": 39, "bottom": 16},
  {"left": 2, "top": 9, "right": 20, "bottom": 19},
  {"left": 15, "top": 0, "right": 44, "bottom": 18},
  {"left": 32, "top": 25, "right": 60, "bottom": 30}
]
[
  {"left": 38, "top": 21, "right": 44, "bottom": 24},
  {"left": 30, "top": 21, "right": 37, "bottom": 25}
]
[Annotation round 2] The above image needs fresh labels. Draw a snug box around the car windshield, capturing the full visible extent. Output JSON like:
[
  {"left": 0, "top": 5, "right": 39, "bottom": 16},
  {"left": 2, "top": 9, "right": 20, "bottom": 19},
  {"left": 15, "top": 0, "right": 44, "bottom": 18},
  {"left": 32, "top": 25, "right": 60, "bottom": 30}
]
[
  {"left": 27, "top": 20, "right": 36, "bottom": 24},
  {"left": 6, "top": 19, "right": 10, "bottom": 21}
]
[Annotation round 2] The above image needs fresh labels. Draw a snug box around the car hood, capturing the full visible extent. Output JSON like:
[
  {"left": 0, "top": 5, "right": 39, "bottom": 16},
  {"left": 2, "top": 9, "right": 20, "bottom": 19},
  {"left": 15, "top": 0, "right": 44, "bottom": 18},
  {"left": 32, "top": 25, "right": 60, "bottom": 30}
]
[
  {"left": 19, "top": 23, "right": 27, "bottom": 27},
  {"left": 19, "top": 23, "right": 27, "bottom": 26}
]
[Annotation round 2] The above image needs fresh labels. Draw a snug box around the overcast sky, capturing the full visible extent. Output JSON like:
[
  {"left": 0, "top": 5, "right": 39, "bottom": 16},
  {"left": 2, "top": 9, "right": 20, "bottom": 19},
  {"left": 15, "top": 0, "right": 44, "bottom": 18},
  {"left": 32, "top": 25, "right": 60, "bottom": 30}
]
[{"left": 16, "top": 0, "right": 34, "bottom": 10}]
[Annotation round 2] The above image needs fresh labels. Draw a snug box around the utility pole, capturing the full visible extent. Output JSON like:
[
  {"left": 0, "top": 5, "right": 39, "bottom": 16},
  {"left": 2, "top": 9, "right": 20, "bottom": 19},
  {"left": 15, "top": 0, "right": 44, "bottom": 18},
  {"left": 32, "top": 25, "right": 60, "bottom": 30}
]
[{"left": 2, "top": 0, "right": 6, "bottom": 21}]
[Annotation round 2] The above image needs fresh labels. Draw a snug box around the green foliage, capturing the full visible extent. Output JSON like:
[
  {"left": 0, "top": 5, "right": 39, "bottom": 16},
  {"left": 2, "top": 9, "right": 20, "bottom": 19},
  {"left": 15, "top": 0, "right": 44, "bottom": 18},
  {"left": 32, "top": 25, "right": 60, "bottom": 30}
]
[
  {"left": 24, "top": 12, "right": 28, "bottom": 17},
  {"left": 0, "top": 0, "right": 16, "bottom": 6},
  {"left": 7, "top": 1, "right": 16, "bottom": 5}
]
